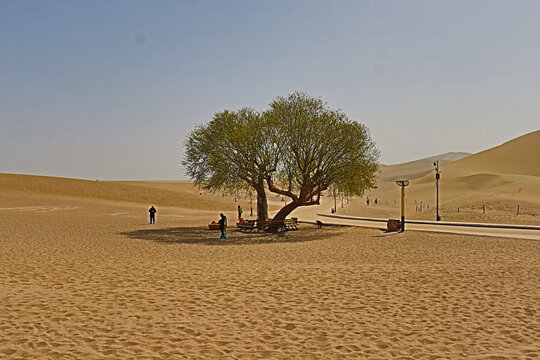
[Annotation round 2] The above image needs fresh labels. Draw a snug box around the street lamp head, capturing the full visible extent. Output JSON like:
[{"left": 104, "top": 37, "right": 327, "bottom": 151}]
[{"left": 396, "top": 180, "right": 409, "bottom": 187}]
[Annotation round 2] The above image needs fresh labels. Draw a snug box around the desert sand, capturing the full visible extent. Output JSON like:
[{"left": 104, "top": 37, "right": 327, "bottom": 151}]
[
  {"left": 1, "top": 171, "right": 539, "bottom": 359},
  {"left": 345, "top": 130, "right": 540, "bottom": 226}
]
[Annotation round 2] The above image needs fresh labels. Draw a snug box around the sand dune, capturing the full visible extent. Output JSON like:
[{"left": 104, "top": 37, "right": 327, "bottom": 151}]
[
  {"left": 0, "top": 173, "right": 259, "bottom": 212},
  {"left": 443, "top": 130, "right": 540, "bottom": 177},
  {"left": 346, "top": 130, "right": 540, "bottom": 225}
]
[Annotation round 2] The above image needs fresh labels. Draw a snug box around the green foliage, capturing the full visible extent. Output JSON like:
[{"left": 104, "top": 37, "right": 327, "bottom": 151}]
[
  {"left": 267, "top": 92, "right": 379, "bottom": 205},
  {"left": 183, "top": 108, "right": 277, "bottom": 193},
  {"left": 183, "top": 92, "right": 379, "bottom": 218}
]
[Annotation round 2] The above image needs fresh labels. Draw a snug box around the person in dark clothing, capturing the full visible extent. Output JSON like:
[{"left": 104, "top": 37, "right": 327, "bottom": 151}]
[
  {"left": 149, "top": 206, "right": 157, "bottom": 224},
  {"left": 218, "top": 213, "right": 227, "bottom": 238}
]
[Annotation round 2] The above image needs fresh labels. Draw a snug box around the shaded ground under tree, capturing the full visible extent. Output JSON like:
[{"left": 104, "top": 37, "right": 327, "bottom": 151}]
[{"left": 121, "top": 224, "right": 344, "bottom": 246}]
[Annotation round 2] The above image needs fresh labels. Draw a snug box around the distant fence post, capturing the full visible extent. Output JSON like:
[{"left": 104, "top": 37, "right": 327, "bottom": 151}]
[
  {"left": 483, "top": 204, "right": 485, "bottom": 214},
  {"left": 517, "top": 205, "right": 520, "bottom": 215}
]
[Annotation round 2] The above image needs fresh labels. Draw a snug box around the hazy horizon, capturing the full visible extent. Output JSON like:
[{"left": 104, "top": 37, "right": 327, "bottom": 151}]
[{"left": 1, "top": 0, "right": 539, "bottom": 180}]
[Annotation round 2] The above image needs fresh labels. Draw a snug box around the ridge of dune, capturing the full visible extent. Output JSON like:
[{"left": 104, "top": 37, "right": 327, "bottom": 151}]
[
  {"left": 443, "top": 130, "right": 540, "bottom": 177},
  {"left": 381, "top": 151, "right": 471, "bottom": 168},
  {"left": 379, "top": 152, "right": 471, "bottom": 181},
  {"left": 412, "top": 130, "right": 540, "bottom": 195}
]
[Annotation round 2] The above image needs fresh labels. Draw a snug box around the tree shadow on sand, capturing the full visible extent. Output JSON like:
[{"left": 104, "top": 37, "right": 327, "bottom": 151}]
[{"left": 120, "top": 225, "right": 343, "bottom": 246}]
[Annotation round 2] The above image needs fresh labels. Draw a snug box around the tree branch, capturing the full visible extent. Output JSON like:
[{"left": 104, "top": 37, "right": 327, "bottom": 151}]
[{"left": 266, "top": 176, "right": 299, "bottom": 203}]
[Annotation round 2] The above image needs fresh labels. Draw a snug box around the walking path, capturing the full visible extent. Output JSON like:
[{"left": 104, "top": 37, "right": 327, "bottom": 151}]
[{"left": 314, "top": 213, "right": 540, "bottom": 241}]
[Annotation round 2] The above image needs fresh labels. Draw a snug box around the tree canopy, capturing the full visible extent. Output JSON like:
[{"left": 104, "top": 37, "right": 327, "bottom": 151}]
[
  {"left": 264, "top": 92, "right": 379, "bottom": 219},
  {"left": 183, "top": 92, "right": 379, "bottom": 221},
  {"left": 183, "top": 108, "right": 279, "bottom": 220}
]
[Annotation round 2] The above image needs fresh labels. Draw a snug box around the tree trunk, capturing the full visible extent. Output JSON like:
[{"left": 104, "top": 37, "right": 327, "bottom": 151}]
[
  {"left": 272, "top": 201, "right": 299, "bottom": 221},
  {"left": 254, "top": 184, "right": 269, "bottom": 221}
]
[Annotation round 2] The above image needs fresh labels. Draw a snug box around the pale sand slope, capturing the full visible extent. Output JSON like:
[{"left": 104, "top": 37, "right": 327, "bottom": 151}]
[
  {"left": 1, "top": 189, "right": 539, "bottom": 359},
  {"left": 345, "top": 130, "right": 540, "bottom": 225},
  {"left": 0, "top": 173, "right": 254, "bottom": 212},
  {"left": 378, "top": 152, "right": 471, "bottom": 182}
]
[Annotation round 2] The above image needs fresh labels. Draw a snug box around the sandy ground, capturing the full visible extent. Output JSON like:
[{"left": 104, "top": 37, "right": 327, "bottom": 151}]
[{"left": 1, "top": 194, "right": 539, "bottom": 359}]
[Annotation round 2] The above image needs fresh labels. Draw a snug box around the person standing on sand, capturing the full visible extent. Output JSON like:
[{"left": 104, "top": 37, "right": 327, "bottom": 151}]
[
  {"left": 149, "top": 206, "right": 157, "bottom": 224},
  {"left": 237, "top": 205, "right": 243, "bottom": 221},
  {"left": 218, "top": 213, "right": 227, "bottom": 238}
]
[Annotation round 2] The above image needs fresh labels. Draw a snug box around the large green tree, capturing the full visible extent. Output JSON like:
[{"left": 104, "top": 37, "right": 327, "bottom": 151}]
[
  {"left": 265, "top": 92, "right": 379, "bottom": 220},
  {"left": 183, "top": 92, "right": 379, "bottom": 223},
  {"left": 183, "top": 108, "right": 280, "bottom": 221}
]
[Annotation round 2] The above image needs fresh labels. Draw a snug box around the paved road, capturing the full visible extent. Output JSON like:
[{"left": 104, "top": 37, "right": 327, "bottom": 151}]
[{"left": 314, "top": 214, "right": 540, "bottom": 241}]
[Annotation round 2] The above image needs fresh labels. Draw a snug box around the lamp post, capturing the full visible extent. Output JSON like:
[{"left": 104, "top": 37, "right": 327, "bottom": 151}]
[
  {"left": 433, "top": 161, "right": 441, "bottom": 221},
  {"left": 395, "top": 180, "right": 409, "bottom": 232}
]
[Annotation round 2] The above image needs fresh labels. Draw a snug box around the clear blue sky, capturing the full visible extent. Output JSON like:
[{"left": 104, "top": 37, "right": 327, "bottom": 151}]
[{"left": 1, "top": 0, "right": 539, "bottom": 180}]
